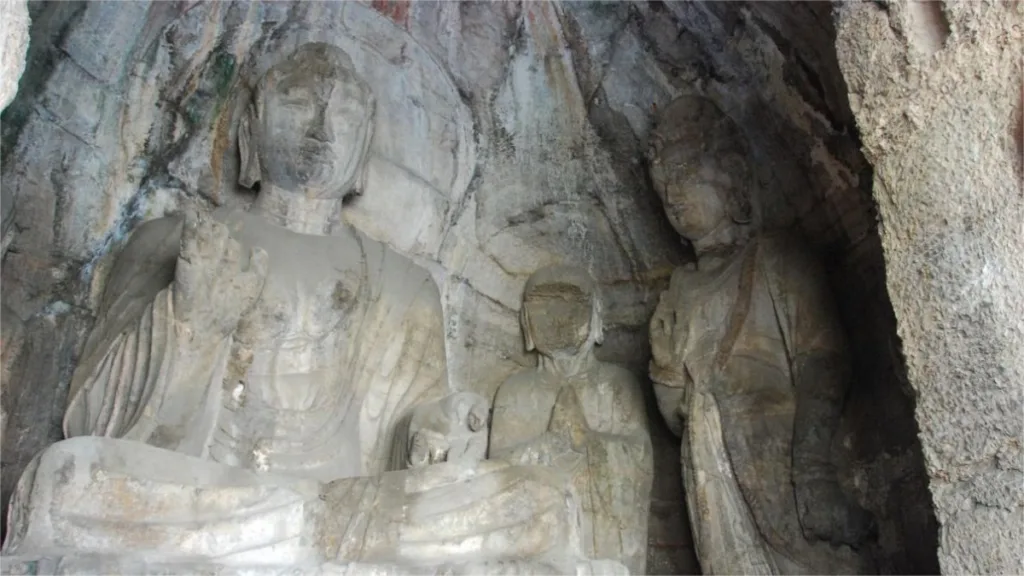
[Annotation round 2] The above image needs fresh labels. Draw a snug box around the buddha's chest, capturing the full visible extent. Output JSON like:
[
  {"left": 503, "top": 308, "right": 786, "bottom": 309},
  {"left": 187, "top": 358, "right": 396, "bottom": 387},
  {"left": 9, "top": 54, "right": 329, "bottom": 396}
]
[{"left": 211, "top": 211, "right": 371, "bottom": 390}]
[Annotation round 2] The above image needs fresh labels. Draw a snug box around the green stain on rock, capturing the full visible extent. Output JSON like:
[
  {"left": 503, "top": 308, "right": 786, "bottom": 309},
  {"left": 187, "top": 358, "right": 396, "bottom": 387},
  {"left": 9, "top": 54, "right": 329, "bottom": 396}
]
[
  {"left": 211, "top": 52, "right": 237, "bottom": 99},
  {"left": 180, "top": 51, "right": 238, "bottom": 129}
]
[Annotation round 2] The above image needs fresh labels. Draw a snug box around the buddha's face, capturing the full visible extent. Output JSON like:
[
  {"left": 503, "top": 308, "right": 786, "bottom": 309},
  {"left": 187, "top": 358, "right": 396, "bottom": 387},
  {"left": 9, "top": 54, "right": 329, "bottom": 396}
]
[
  {"left": 524, "top": 283, "right": 593, "bottom": 356},
  {"left": 255, "top": 64, "right": 372, "bottom": 195},
  {"left": 652, "top": 142, "right": 745, "bottom": 242}
]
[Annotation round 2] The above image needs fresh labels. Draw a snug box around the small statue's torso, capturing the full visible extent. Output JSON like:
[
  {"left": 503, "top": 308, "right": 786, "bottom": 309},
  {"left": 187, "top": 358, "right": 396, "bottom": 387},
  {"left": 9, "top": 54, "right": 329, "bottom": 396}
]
[
  {"left": 490, "top": 364, "right": 643, "bottom": 459},
  {"left": 208, "top": 208, "right": 379, "bottom": 481}
]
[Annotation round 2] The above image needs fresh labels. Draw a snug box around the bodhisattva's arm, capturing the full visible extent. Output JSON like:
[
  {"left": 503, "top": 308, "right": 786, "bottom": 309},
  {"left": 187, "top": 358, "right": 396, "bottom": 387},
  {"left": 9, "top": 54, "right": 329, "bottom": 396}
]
[
  {"left": 648, "top": 268, "right": 693, "bottom": 438},
  {"left": 64, "top": 213, "right": 266, "bottom": 457},
  {"left": 764, "top": 235, "right": 874, "bottom": 548}
]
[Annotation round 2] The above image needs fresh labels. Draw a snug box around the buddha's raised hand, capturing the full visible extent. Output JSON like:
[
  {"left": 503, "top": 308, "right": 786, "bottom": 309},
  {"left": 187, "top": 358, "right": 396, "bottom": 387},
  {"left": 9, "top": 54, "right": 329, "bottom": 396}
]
[{"left": 173, "top": 210, "right": 269, "bottom": 338}]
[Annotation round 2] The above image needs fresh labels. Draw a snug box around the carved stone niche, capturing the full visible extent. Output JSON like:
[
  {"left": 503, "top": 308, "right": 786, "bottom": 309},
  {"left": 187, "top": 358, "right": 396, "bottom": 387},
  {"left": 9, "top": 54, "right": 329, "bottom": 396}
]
[{"left": 0, "top": 41, "right": 625, "bottom": 576}]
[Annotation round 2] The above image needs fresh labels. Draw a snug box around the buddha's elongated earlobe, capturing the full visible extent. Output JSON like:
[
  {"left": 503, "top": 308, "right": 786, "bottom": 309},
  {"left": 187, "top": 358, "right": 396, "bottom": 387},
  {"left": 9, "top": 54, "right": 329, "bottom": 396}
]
[
  {"left": 238, "top": 103, "right": 261, "bottom": 189},
  {"left": 521, "top": 305, "right": 535, "bottom": 352},
  {"left": 347, "top": 95, "right": 377, "bottom": 198},
  {"left": 591, "top": 297, "right": 605, "bottom": 346}
]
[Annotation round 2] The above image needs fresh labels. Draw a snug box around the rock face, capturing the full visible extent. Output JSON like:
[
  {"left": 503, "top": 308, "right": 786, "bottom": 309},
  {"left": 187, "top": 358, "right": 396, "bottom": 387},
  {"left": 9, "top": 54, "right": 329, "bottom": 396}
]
[
  {"left": 0, "top": 0, "right": 29, "bottom": 112},
  {"left": 836, "top": 2, "right": 1024, "bottom": 574},
  {"left": 0, "top": 1, "right": 941, "bottom": 573},
  {"left": 0, "top": 0, "right": 29, "bottom": 495}
]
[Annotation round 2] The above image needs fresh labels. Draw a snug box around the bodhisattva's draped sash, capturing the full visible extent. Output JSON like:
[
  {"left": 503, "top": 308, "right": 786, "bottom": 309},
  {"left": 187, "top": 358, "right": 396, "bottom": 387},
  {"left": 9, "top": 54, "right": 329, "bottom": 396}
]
[{"left": 681, "top": 240, "right": 779, "bottom": 575}]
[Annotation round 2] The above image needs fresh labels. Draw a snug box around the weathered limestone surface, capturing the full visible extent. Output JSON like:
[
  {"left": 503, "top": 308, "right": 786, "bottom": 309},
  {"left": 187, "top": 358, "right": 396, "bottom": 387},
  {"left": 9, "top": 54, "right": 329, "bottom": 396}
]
[
  {"left": 0, "top": 0, "right": 28, "bottom": 112},
  {"left": 836, "top": 2, "right": 1024, "bottom": 573},
  {"left": 1, "top": 38, "right": 629, "bottom": 574}
]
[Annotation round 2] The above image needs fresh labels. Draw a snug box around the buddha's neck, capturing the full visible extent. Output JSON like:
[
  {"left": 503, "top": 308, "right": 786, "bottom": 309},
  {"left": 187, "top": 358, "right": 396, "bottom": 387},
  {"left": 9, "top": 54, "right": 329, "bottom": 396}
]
[
  {"left": 538, "top": 347, "right": 597, "bottom": 379},
  {"left": 692, "top": 222, "right": 749, "bottom": 270},
  {"left": 251, "top": 183, "right": 346, "bottom": 236}
]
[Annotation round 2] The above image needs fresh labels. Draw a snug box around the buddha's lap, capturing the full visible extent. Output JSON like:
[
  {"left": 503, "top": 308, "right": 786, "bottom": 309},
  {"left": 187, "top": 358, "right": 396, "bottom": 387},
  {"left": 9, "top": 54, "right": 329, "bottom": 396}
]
[{"left": 5, "top": 436, "right": 575, "bottom": 560}]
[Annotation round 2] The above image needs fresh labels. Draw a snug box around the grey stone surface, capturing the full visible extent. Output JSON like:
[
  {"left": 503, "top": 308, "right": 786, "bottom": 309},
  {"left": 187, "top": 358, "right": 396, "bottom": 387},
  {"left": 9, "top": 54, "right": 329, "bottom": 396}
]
[
  {"left": 0, "top": 0, "right": 29, "bottom": 478},
  {"left": 0, "top": 0, "right": 28, "bottom": 112},
  {"left": 0, "top": 0, "right": 949, "bottom": 572},
  {"left": 836, "top": 2, "right": 1024, "bottom": 573}
]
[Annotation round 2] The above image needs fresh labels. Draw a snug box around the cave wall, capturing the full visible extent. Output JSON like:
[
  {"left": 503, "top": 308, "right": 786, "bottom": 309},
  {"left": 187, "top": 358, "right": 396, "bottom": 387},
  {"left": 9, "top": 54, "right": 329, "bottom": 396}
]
[
  {"left": 0, "top": 1, "right": 942, "bottom": 573},
  {"left": 836, "top": 2, "right": 1023, "bottom": 573}
]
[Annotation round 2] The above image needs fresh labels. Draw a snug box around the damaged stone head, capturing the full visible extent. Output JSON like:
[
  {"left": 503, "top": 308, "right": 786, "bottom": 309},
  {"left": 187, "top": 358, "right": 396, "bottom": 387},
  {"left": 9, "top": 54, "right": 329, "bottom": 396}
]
[
  {"left": 239, "top": 42, "right": 376, "bottom": 199},
  {"left": 403, "top": 392, "right": 491, "bottom": 469},
  {"left": 520, "top": 264, "right": 604, "bottom": 360},
  {"left": 649, "top": 96, "right": 754, "bottom": 252}
]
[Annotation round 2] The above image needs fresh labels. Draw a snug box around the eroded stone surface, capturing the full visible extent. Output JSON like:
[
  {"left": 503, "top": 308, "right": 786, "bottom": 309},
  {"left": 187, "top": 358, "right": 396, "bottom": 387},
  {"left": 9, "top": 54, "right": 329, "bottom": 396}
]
[{"left": 836, "top": 2, "right": 1024, "bottom": 573}]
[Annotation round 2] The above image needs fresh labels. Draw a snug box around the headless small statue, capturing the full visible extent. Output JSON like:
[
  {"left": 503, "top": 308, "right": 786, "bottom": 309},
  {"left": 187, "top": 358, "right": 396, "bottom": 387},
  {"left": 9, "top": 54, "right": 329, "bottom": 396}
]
[
  {"left": 489, "top": 265, "right": 654, "bottom": 575},
  {"left": 1, "top": 43, "right": 613, "bottom": 575},
  {"left": 647, "top": 96, "right": 877, "bottom": 575},
  {"left": 394, "top": 391, "right": 490, "bottom": 469}
]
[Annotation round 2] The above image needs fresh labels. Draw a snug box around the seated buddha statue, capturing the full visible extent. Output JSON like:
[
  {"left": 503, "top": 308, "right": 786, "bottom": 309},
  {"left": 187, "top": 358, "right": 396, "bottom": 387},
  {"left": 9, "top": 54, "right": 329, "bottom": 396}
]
[{"left": 1, "top": 43, "right": 617, "bottom": 576}]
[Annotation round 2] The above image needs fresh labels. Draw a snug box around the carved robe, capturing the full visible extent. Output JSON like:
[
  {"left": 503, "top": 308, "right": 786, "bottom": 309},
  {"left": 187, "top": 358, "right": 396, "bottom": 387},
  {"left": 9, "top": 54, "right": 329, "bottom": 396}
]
[
  {"left": 490, "top": 363, "right": 653, "bottom": 575},
  {"left": 63, "top": 209, "right": 447, "bottom": 478},
  {"left": 5, "top": 209, "right": 452, "bottom": 563},
  {"left": 650, "top": 232, "right": 872, "bottom": 575}
]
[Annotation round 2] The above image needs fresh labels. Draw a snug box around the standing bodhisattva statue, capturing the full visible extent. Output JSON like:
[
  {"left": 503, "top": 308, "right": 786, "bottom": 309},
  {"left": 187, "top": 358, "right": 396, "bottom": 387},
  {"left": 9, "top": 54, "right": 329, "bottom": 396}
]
[{"left": 647, "top": 96, "right": 877, "bottom": 575}]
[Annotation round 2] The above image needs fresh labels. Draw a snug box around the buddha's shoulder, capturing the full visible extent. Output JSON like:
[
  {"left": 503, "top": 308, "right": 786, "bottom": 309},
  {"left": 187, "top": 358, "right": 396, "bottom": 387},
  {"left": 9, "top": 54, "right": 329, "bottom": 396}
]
[{"left": 356, "top": 234, "right": 442, "bottom": 310}]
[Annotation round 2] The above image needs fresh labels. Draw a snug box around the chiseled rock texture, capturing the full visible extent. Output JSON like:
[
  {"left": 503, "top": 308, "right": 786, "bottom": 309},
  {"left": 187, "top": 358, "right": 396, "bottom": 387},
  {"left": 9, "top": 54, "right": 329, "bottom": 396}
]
[
  {"left": 836, "top": 2, "right": 1024, "bottom": 573},
  {"left": 0, "top": 1, "right": 941, "bottom": 572},
  {"left": 0, "top": 0, "right": 28, "bottom": 112}
]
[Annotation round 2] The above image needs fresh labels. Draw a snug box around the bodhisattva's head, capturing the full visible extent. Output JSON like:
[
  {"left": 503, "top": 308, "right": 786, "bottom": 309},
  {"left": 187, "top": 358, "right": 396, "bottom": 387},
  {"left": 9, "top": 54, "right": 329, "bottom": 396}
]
[
  {"left": 239, "top": 42, "right": 376, "bottom": 198},
  {"left": 648, "top": 96, "right": 753, "bottom": 249},
  {"left": 521, "top": 265, "right": 603, "bottom": 360}
]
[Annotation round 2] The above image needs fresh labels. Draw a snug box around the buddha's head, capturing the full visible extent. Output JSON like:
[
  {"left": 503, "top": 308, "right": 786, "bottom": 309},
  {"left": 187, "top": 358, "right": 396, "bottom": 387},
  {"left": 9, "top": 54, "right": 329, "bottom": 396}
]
[
  {"left": 239, "top": 43, "right": 376, "bottom": 199},
  {"left": 649, "top": 96, "right": 753, "bottom": 246},
  {"left": 521, "top": 265, "right": 603, "bottom": 359}
]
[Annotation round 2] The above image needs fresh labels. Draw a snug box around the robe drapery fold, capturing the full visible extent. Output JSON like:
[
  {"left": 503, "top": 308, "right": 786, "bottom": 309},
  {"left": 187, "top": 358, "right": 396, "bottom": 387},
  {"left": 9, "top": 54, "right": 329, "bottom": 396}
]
[
  {"left": 61, "top": 214, "right": 449, "bottom": 475},
  {"left": 658, "top": 233, "right": 868, "bottom": 575},
  {"left": 64, "top": 287, "right": 231, "bottom": 457}
]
